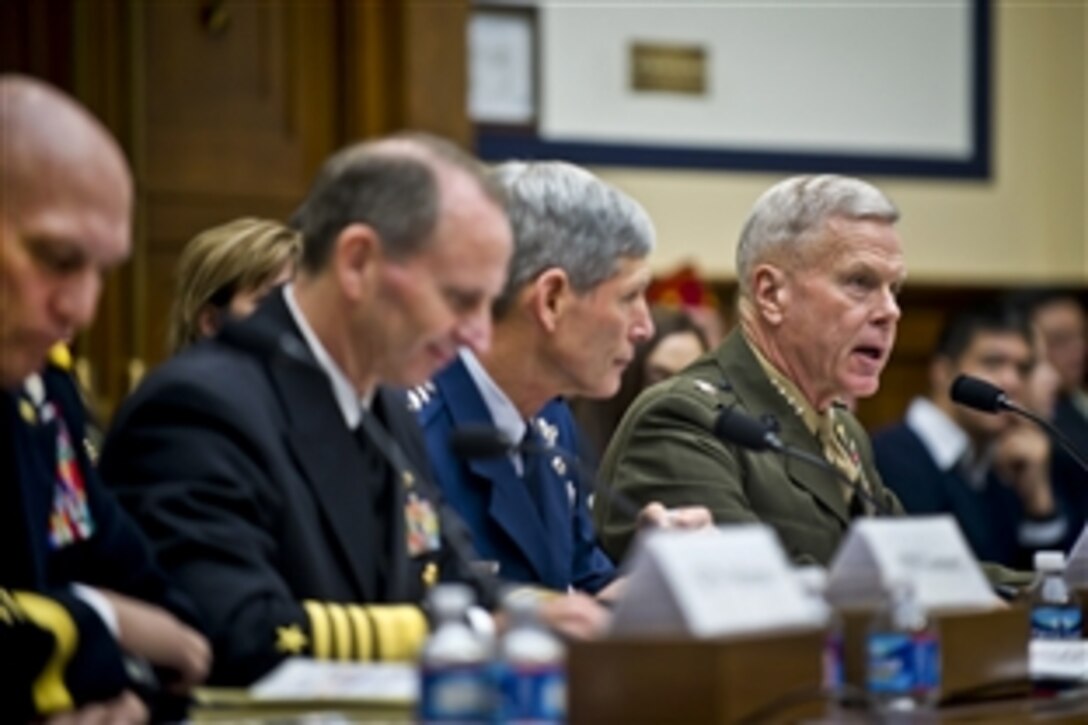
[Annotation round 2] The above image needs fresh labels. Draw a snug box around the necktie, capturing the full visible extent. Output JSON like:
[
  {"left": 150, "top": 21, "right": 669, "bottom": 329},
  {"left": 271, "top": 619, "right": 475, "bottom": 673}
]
[
  {"left": 817, "top": 412, "right": 874, "bottom": 514},
  {"left": 521, "top": 422, "right": 547, "bottom": 514}
]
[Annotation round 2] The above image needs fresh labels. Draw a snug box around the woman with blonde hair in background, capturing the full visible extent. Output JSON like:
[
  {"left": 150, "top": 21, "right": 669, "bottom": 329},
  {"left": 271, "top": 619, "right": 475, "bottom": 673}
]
[{"left": 169, "top": 217, "right": 301, "bottom": 352}]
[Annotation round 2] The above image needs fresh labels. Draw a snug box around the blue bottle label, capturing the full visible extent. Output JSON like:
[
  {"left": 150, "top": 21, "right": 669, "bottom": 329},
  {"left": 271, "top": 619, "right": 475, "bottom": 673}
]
[
  {"left": 498, "top": 663, "right": 566, "bottom": 723},
  {"left": 418, "top": 664, "right": 494, "bottom": 722},
  {"left": 1031, "top": 605, "right": 1083, "bottom": 640},
  {"left": 867, "top": 631, "right": 941, "bottom": 695}
]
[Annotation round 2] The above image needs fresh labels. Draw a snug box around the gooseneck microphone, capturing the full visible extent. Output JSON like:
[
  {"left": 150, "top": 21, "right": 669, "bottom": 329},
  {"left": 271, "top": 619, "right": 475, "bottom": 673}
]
[
  {"left": 712, "top": 406, "right": 890, "bottom": 517},
  {"left": 448, "top": 424, "right": 643, "bottom": 521},
  {"left": 950, "top": 374, "right": 1088, "bottom": 473}
]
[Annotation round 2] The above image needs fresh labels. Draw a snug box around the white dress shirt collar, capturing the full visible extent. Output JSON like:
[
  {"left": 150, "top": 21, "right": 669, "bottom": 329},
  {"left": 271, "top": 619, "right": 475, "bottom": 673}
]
[
  {"left": 460, "top": 347, "right": 527, "bottom": 447},
  {"left": 905, "top": 397, "right": 969, "bottom": 472},
  {"left": 283, "top": 284, "right": 372, "bottom": 429},
  {"left": 906, "top": 396, "right": 992, "bottom": 487}
]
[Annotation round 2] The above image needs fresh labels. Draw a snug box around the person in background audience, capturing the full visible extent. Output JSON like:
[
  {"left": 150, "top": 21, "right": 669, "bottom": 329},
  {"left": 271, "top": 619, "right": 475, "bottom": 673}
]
[
  {"left": 0, "top": 74, "right": 209, "bottom": 721},
  {"left": 574, "top": 305, "right": 709, "bottom": 457},
  {"left": 873, "top": 303, "right": 1069, "bottom": 568},
  {"left": 595, "top": 174, "right": 907, "bottom": 566},
  {"left": 1017, "top": 290, "right": 1088, "bottom": 540},
  {"left": 415, "top": 161, "right": 711, "bottom": 601},
  {"left": 645, "top": 263, "right": 728, "bottom": 348},
  {"left": 169, "top": 217, "right": 301, "bottom": 352}
]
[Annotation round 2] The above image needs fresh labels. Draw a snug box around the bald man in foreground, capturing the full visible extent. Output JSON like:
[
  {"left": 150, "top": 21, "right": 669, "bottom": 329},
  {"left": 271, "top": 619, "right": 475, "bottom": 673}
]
[{"left": 1, "top": 75, "right": 209, "bottom": 721}]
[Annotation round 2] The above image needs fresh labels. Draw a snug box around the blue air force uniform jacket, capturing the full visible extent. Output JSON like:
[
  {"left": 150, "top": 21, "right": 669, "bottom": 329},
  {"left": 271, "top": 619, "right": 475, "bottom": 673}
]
[
  {"left": 1, "top": 364, "right": 195, "bottom": 719},
  {"left": 100, "top": 291, "right": 452, "bottom": 685},
  {"left": 416, "top": 356, "right": 616, "bottom": 594}
]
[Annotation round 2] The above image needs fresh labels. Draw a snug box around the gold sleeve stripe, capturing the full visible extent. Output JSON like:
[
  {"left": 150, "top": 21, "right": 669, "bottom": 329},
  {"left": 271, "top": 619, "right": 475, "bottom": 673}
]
[
  {"left": 0, "top": 589, "right": 25, "bottom": 625},
  {"left": 347, "top": 605, "right": 373, "bottom": 662},
  {"left": 13, "top": 591, "right": 77, "bottom": 714},
  {"left": 325, "top": 603, "right": 351, "bottom": 661},
  {"left": 367, "top": 605, "right": 428, "bottom": 662},
  {"left": 302, "top": 600, "right": 331, "bottom": 660}
]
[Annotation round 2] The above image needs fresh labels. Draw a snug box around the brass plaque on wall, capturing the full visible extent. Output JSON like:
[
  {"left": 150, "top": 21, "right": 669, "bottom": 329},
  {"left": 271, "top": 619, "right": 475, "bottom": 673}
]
[{"left": 630, "top": 42, "right": 706, "bottom": 95}]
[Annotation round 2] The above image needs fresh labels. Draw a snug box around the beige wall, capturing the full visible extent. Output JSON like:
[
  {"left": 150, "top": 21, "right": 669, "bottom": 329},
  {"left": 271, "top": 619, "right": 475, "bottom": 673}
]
[{"left": 594, "top": 2, "right": 1087, "bottom": 285}]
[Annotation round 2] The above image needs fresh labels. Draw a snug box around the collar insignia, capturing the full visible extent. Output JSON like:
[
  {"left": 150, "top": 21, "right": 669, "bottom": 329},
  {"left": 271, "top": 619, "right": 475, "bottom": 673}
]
[{"left": 533, "top": 417, "right": 558, "bottom": 448}]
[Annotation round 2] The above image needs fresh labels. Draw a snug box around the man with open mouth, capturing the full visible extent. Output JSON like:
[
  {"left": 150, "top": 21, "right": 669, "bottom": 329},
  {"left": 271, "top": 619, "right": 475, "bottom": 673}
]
[{"left": 596, "top": 174, "right": 909, "bottom": 567}]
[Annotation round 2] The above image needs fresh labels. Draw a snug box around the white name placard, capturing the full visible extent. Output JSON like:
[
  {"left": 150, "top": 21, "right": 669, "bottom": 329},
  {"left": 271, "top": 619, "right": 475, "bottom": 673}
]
[
  {"left": 611, "top": 525, "right": 824, "bottom": 638},
  {"left": 828, "top": 516, "right": 997, "bottom": 611}
]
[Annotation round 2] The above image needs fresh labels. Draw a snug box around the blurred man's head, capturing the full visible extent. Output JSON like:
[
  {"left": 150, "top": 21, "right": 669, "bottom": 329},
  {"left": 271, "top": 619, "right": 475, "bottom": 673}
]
[
  {"left": 488, "top": 161, "right": 656, "bottom": 403},
  {"left": 170, "top": 217, "right": 301, "bottom": 352},
  {"left": 0, "top": 75, "right": 133, "bottom": 388},
  {"left": 290, "top": 134, "right": 512, "bottom": 390},
  {"left": 930, "top": 304, "right": 1035, "bottom": 443},
  {"left": 736, "top": 174, "right": 904, "bottom": 411},
  {"left": 1027, "top": 293, "right": 1085, "bottom": 395}
]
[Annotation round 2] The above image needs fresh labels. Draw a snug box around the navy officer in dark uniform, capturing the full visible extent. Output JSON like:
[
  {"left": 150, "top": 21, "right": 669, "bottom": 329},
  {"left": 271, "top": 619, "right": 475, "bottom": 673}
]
[
  {"left": 0, "top": 75, "right": 210, "bottom": 721},
  {"left": 100, "top": 134, "right": 518, "bottom": 685}
]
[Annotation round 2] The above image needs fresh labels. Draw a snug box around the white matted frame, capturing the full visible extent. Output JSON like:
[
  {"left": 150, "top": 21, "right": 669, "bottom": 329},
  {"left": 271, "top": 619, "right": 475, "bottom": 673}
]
[{"left": 471, "top": 0, "right": 991, "bottom": 179}]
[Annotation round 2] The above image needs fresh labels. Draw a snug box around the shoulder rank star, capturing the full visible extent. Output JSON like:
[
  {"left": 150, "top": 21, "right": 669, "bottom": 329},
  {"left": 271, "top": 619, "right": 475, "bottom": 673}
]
[
  {"left": 406, "top": 381, "right": 437, "bottom": 413},
  {"left": 693, "top": 379, "right": 717, "bottom": 396},
  {"left": 533, "top": 417, "right": 558, "bottom": 448}
]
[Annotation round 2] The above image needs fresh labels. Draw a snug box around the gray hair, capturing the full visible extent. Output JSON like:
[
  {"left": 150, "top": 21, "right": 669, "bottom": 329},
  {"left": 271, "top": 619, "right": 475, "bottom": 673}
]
[
  {"left": 735, "top": 174, "right": 899, "bottom": 298},
  {"left": 291, "top": 132, "right": 504, "bottom": 272},
  {"left": 490, "top": 161, "right": 655, "bottom": 317}
]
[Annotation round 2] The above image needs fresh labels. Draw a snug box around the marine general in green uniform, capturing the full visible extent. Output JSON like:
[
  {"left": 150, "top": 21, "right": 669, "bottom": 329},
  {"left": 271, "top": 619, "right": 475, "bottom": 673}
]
[{"left": 596, "top": 174, "right": 907, "bottom": 566}]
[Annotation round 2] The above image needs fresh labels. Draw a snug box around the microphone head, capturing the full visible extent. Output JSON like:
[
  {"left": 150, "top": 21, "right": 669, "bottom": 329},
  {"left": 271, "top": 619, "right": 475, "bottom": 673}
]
[
  {"left": 950, "top": 374, "right": 1008, "bottom": 414},
  {"left": 713, "top": 407, "right": 777, "bottom": 452},
  {"left": 448, "top": 425, "right": 516, "bottom": 459}
]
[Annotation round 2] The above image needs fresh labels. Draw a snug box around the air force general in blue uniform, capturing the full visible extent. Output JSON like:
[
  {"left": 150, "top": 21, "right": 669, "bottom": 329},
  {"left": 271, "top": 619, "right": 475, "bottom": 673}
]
[{"left": 416, "top": 350, "right": 616, "bottom": 594}]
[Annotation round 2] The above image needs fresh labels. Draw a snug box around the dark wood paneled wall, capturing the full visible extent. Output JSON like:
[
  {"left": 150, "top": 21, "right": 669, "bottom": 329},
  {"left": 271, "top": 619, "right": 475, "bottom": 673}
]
[{"left": 2, "top": 0, "right": 470, "bottom": 416}]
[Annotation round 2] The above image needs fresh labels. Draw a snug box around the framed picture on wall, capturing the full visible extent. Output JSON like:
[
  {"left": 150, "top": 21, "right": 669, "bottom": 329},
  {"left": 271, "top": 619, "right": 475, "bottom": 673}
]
[
  {"left": 468, "top": 3, "right": 538, "bottom": 132},
  {"left": 469, "top": 0, "right": 991, "bottom": 179}
]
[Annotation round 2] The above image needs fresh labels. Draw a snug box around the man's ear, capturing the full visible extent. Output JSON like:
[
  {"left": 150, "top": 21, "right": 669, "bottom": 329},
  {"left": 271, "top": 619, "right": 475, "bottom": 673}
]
[
  {"left": 196, "top": 304, "right": 222, "bottom": 340},
  {"left": 333, "top": 223, "right": 380, "bottom": 300},
  {"left": 528, "top": 267, "right": 571, "bottom": 333},
  {"left": 751, "top": 263, "right": 789, "bottom": 326}
]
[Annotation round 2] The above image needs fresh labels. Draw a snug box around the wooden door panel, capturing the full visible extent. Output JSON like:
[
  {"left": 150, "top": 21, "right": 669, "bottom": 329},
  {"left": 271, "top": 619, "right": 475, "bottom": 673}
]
[
  {"left": 131, "top": 0, "right": 339, "bottom": 376},
  {"left": 138, "top": 0, "right": 336, "bottom": 197}
]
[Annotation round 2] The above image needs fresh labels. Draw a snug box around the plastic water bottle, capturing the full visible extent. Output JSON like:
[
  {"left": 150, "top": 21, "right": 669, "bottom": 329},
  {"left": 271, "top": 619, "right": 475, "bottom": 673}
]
[
  {"left": 495, "top": 590, "right": 566, "bottom": 724},
  {"left": 1030, "top": 550, "right": 1083, "bottom": 640},
  {"left": 418, "top": 583, "right": 494, "bottom": 723},
  {"left": 796, "top": 567, "right": 845, "bottom": 704},
  {"left": 866, "top": 581, "right": 941, "bottom": 713}
]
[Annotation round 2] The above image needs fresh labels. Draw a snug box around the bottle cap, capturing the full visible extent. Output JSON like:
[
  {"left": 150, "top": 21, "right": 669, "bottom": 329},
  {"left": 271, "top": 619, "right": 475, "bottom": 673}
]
[
  {"left": 1033, "top": 550, "right": 1066, "bottom": 573},
  {"left": 429, "top": 583, "right": 475, "bottom": 616},
  {"left": 795, "top": 565, "right": 829, "bottom": 594},
  {"left": 501, "top": 585, "right": 546, "bottom": 616}
]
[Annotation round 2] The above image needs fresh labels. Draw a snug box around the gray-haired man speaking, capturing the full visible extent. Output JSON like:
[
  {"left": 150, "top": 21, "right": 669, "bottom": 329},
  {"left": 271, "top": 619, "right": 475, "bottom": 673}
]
[{"left": 596, "top": 174, "right": 908, "bottom": 566}]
